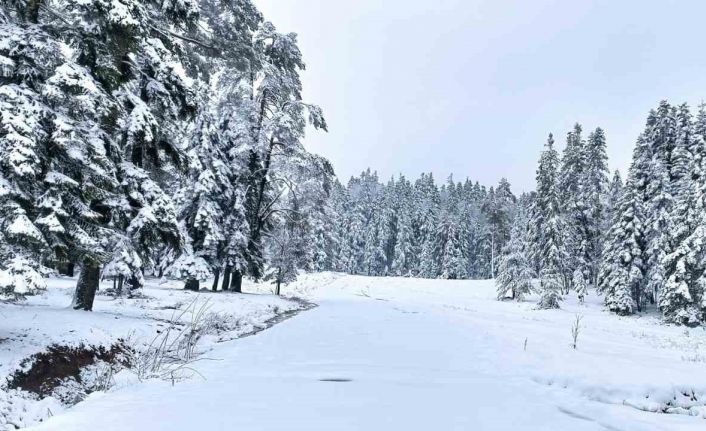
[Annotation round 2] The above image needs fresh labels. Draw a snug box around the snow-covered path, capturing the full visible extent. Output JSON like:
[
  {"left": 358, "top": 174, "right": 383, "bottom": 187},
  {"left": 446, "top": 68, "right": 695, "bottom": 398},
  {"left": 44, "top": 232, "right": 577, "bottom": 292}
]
[{"left": 28, "top": 274, "right": 706, "bottom": 430}]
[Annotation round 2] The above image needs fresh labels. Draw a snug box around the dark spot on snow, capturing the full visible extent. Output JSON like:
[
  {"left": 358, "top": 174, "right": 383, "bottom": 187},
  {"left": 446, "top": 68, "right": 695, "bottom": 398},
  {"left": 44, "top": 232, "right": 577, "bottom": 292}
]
[{"left": 319, "top": 378, "right": 352, "bottom": 382}]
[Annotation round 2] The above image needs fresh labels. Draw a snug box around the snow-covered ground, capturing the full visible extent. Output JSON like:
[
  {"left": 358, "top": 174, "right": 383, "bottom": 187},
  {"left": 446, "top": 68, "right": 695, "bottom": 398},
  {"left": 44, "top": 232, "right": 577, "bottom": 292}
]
[
  {"left": 0, "top": 276, "right": 307, "bottom": 429},
  {"left": 4, "top": 273, "right": 706, "bottom": 430}
]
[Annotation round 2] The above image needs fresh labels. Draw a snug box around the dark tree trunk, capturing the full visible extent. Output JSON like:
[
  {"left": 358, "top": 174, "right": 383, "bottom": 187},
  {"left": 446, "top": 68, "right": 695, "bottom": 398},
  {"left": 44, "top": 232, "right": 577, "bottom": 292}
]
[
  {"left": 73, "top": 260, "right": 100, "bottom": 311},
  {"left": 184, "top": 278, "right": 200, "bottom": 291},
  {"left": 246, "top": 137, "right": 277, "bottom": 280},
  {"left": 118, "top": 275, "right": 124, "bottom": 294},
  {"left": 58, "top": 262, "right": 76, "bottom": 277},
  {"left": 128, "top": 274, "right": 142, "bottom": 290},
  {"left": 26, "top": 0, "right": 41, "bottom": 23},
  {"left": 221, "top": 265, "right": 232, "bottom": 291},
  {"left": 212, "top": 269, "right": 220, "bottom": 292},
  {"left": 112, "top": 277, "right": 117, "bottom": 290},
  {"left": 275, "top": 279, "right": 281, "bottom": 296},
  {"left": 232, "top": 269, "right": 242, "bottom": 293}
]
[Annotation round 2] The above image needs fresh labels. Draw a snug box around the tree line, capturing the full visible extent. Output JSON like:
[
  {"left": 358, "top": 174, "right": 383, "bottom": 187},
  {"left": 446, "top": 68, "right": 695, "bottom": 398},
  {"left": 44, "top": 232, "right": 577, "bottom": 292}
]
[
  {"left": 498, "top": 102, "right": 706, "bottom": 326},
  {"left": 320, "top": 170, "right": 517, "bottom": 280}
]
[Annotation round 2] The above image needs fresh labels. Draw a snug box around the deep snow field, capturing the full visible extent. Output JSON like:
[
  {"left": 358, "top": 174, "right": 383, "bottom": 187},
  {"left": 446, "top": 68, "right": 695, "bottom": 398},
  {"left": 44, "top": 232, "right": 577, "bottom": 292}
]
[{"left": 2, "top": 272, "right": 706, "bottom": 430}]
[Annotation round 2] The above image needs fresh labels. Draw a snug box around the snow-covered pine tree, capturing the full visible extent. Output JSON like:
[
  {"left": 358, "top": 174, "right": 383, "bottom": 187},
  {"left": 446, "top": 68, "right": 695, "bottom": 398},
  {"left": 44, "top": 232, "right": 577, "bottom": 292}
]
[
  {"left": 604, "top": 170, "right": 624, "bottom": 232},
  {"left": 362, "top": 208, "right": 387, "bottom": 276},
  {"left": 260, "top": 149, "right": 335, "bottom": 289},
  {"left": 660, "top": 103, "right": 705, "bottom": 325},
  {"left": 597, "top": 177, "right": 645, "bottom": 315},
  {"left": 495, "top": 205, "right": 533, "bottom": 301},
  {"left": 686, "top": 103, "right": 706, "bottom": 320},
  {"left": 643, "top": 102, "right": 678, "bottom": 307},
  {"left": 0, "top": 23, "right": 56, "bottom": 294},
  {"left": 308, "top": 180, "right": 338, "bottom": 273},
  {"left": 482, "top": 178, "right": 516, "bottom": 278},
  {"left": 288, "top": 152, "right": 337, "bottom": 273},
  {"left": 597, "top": 124, "right": 656, "bottom": 315},
  {"left": 390, "top": 176, "right": 415, "bottom": 276},
  {"left": 581, "top": 128, "right": 610, "bottom": 285},
  {"left": 173, "top": 112, "right": 228, "bottom": 290},
  {"left": 439, "top": 178, "right": 468, "bottom": 279},
  {"left": 573, "top": 268, "right": 587, "bottom": 303},
  {"left": 264, "top": 193, "right": 306, "bottom": 295},
  {"left": 242, "top": 20, "right": 327, "bottom": 280},
  {"left": 415, "top": 173, "right": 442, "bottom": 278},
  {"left": 468, "top": 182, "right": 491, "bottom": 278},
  {"left": 0, "top": 5, "right": 132, "bottom": 305},
  {"left": 102, "top": 239, "right": 144, "bottom": 295},
  {"left": 11, "top": 0, "right": 213, "bottom": 306},
  {"left": 338, "top": 182, "right": 366, "bottom": 274},
  {"left": 534, "top": 134, "right": 568, "bottom": 309},
  {"left": 558, "top": 124, "right": 588, "bottom": 290},
  {"left": 197, "top": 0, "right": 264, "bottom": 292},
  {"left": 326, "top": 181, "right": 347, "bottom": 271}
]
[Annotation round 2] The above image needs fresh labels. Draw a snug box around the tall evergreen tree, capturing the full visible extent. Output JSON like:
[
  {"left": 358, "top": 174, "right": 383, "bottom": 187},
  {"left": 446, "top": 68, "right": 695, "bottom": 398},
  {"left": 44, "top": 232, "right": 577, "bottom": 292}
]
[
  {"left": 581, "top": 127, "right": 610, "bottom": 284},
  {"left": 533, "top": 134, "right": 567, "bottom": 309},
  {"left": 598, "top": 177, "right": 645, "bottom": 314},
  {"left": 604, "top": 170, "right": 624, "bottom": 231},
  {"left": 496, "top": 205, "right": 533, "bottom": 301},
  {"left": 482, "top": 178, "right": 516, "bottom": 277},
  {"left": 242, "top": 20, "right": 327, "bottom": 280},
  {"left": 559, "top": 124, "right": 588, "bottom": 283},
  {"left": 660, "top": 103, "right": 705, "bottom": 324}
]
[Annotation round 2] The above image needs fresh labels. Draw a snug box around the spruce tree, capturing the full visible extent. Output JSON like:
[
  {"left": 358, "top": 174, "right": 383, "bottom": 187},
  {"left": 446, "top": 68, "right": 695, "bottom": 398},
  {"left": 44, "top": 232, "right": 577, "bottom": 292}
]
[
  {"left": 642, "top": 102, "right": 678, "bottom": 306},
  {"left": 495, "top": 206, "right": 533, "bottom": 301},
  {"left": 573, "top": 268, "right": 588, "bottom": 303},
  {"left": 559, "top": 124, "right": 588, "bottom": 284},
  {"left": 534, "top": 134, "right": 567, "bottom": 309},
  {"left": 581, "top": 128, "right": 610, "bottom": 285},
  {"left": 598, "top": 180, "right": 645, "bottom": 315},
  {"left": 482, "top": 178, "right": 516, "bottom": 277},
  {"left": 391, "top": 176, "right": 415, "bottom": 276},
  {"left": 416, "top": 174, "right": 442, "bottom": 278},
  {"left": 660, "top": 103, "right": 705, "bottom": 324},
  {"left": 604, "top": 170, "right": 624, "bottom": 231}
]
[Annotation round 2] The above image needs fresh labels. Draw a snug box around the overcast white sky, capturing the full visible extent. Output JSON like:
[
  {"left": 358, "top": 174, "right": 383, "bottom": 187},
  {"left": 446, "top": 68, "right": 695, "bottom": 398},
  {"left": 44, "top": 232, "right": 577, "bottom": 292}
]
[{"left": 255, "top": 0, "right": 706, "bottom": 191}]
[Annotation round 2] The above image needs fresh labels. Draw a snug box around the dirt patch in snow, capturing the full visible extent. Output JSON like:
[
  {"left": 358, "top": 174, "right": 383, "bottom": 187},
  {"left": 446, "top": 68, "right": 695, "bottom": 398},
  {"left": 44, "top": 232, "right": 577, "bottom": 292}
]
[{"left": 7, "top": 341, "right": 133, "bottom": 398}]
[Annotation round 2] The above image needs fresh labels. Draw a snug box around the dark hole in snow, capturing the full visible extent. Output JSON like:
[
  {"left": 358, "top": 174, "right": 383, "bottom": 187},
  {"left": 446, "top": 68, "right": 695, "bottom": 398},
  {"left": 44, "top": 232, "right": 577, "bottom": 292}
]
[{"left": 319, "top": 378, "right": 352, "bottom": 382}]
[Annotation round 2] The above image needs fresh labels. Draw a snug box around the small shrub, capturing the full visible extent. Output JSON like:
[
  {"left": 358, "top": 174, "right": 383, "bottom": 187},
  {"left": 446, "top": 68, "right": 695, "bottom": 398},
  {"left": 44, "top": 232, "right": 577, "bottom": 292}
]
[{"left": 570, "top": 314, "right": 583, "bottom": 350}]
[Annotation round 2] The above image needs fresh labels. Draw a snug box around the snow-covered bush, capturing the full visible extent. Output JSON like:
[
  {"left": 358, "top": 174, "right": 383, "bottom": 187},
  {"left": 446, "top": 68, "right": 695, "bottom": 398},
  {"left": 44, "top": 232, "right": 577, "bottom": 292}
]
[
  {"left": 0, "top": 256, "right": 45, "bottom": 297},
  {"left": 573, "top": 269, "right": 588, "bottom": 303},
  {"left": 496, "top": 208, "right": 533, "bottom": 301},
  {"left": 103, "top": 242, "right": 145, "bottom": 294},
  {"left": 165, "top": 250, "right": 212, "bottom": 290}
]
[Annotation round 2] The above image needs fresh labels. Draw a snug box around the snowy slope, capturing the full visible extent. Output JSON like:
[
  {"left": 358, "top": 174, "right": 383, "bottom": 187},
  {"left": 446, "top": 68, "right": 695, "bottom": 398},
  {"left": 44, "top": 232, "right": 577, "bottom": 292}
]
[{"left": 11, "top": 273, "right": 706, "bottom": 430}]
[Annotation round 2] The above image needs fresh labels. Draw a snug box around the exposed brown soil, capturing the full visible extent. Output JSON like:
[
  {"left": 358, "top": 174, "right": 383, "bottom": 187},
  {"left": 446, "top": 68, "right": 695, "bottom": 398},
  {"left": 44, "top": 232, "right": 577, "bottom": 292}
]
[{"left": 7, "top": 341, "right": 133, "bottom": 398}]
